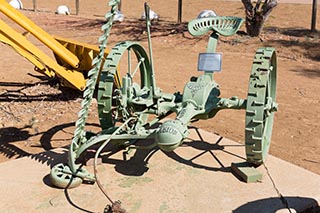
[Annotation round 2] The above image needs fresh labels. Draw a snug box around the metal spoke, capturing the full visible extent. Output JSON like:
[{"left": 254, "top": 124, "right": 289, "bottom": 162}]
[
  {"left": 131, "top": 57, "right": 144, "bottom": 78},
  {"left": 128, "top": 48, "right": 131, "bottom": 75}
]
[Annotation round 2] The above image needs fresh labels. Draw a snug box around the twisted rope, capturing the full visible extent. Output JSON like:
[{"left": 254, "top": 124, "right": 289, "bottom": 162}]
[{"left": 72, "top": 0, "right": 120, "bottom": 149}]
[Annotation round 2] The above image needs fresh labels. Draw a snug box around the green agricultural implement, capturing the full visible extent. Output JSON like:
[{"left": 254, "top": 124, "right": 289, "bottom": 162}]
[{"left": 50, "top": 0, "right": 278, "bottom": 191}]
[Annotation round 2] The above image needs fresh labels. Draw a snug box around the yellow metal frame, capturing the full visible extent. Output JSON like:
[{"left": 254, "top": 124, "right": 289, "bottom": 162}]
[
  {"left": 0, "top": 0, "right": 119, "bottom": 91},
  {"left": 0, "top": 19, "right": 86, "bottom": 90},
  {"left": 0, "top": 0, "right": 79, "bottom": 68}
]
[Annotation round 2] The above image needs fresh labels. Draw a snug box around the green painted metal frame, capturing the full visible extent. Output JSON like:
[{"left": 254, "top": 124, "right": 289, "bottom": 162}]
[{"left": 50, "top": 1, "right": 278, "bottom": 189}]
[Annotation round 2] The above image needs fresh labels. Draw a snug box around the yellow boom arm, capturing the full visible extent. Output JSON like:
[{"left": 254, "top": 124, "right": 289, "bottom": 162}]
[{"left": 0, "top": 0, "right": 116, "bottom": 91}]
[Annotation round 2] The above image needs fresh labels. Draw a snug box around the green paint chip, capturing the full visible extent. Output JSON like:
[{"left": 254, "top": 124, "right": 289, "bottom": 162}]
[
  {"left": 118, "top": 177, "right": 153, "bottom": 188},
  {"left": 159, "top": 202, "right": 170, "bottom": 213}
]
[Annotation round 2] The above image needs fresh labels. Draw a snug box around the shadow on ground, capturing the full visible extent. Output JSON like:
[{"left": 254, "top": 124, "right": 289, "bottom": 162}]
[
  {"left": 233, "top": 196, "right": 320, "bottom": 213},
  {"left": 264, "top": 27, "right": 320, "bottom": 63},
  {"left": 0, "top": 122, "right": 99, "bottom": 163},
  {"left": 0, "top": 78, "right": 82, "bottom": 102},
  {"left": 2, "top": 122, "right": 318, "bottom": 213},
  {"left": 290, "top": 67, "right": 320, "bottom": 78},
  {"left": 63, "top": 17, "right": 190, "bottom": 41},
  {"left": 1, "top": 122, "right": 246, "bottom": 175},
  {"left": 91, "top": 126, "right": 246, "bottom": 177}
]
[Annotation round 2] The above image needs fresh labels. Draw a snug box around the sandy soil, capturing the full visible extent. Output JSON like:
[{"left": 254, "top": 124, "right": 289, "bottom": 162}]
[{"left": 0, "top": 0, "right": 319, "bottom": 178}]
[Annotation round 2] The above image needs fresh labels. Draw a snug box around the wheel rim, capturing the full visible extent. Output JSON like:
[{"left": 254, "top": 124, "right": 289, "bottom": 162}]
[
  {"left": 98, "top": 41, "right": 152, "bottom": 130},
  {"left": 245, "top": 48, "right": 277, "bottom": 165}
]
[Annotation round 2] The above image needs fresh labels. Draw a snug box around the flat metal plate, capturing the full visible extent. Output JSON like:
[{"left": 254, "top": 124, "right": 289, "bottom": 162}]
[{"left": 198, "top": 53, "right": 222, "bottom": 72}]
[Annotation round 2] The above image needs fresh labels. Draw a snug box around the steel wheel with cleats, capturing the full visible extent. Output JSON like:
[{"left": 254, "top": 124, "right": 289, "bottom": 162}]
[
  {"left": 245, "top": 47, "right": 278, "bottom": 165},
  {"left": 97, "top": 41, "right": 152, "bottom": 131}
]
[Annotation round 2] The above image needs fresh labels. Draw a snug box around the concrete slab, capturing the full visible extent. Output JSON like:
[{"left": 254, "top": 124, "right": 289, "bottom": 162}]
[{"left": 0, "top": 127, "right": 319, "bottom": 212}]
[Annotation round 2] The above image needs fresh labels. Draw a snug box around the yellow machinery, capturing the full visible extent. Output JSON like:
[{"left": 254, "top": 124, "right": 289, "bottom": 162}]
[{"left": 0, "top": 0, "right": 113, "bottom": 91}]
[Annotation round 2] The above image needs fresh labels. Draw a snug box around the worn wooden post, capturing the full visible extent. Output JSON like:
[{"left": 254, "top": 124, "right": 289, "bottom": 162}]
[
  {"left": 178, "top": 0, "right": 182, "bottom": 23},
  {"left": 76, "top": 0, "right": 79, "bottom": 15},
  {"left": 311, "top": 0, "right": 317, "bottom": 32},
  {"left": 33, "top": 0, "right": 36, "bottom": 11}
]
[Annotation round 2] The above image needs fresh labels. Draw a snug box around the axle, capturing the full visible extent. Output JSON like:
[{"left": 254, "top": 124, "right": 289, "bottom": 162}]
[{"left": 155, "top": 74, "right": 247, "bottom": 152}]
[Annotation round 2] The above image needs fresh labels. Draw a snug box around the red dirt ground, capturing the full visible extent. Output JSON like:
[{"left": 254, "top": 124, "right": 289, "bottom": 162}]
[{"left": 0, "top": 0, "right": 319, "bottom": 177}]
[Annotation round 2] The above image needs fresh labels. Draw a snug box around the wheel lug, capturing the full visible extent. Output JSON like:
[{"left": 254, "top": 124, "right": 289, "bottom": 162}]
[{"left": 271, "top": 102, "right": 278, "bottom": 112}]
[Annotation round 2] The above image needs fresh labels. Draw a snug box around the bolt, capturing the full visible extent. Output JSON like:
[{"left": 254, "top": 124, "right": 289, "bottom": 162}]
[
  {"left": 271, "top": 102, "right": 278, "bottom": 112},
  {"left": 230, "top": 96, "right": 238, "bottom": 100}
]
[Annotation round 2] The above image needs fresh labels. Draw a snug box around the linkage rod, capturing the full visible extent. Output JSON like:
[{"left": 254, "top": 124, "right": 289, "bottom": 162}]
[{"left": 144, "top": 3, "right": 159, "bottom": 97}]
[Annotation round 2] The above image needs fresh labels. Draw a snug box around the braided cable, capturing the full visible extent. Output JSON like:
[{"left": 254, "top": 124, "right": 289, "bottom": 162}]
[{"left": 72, "top": 0, "right": 120, "bottom": 149}]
